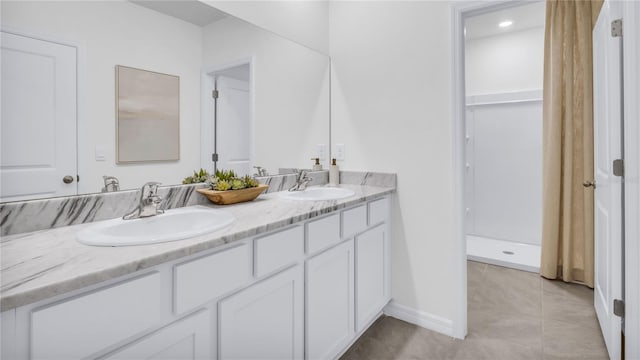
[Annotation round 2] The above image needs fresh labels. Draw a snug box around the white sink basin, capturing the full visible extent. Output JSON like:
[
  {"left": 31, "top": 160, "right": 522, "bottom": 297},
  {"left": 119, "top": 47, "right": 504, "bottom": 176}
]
[
  {"left": 77, "top": 206, "right": 235, "bottom": 246},
  {"left": 279, "top": 187, "right": 356, "bottom": 201}
]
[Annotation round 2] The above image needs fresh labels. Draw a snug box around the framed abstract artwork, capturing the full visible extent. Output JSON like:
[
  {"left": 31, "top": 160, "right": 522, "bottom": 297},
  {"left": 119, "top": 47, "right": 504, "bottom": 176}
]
[{"left": 116, "top": 65, "right": 180, "bottom": 163}]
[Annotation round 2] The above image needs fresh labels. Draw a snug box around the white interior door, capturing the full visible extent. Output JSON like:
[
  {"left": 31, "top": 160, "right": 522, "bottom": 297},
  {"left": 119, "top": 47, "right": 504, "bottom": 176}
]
[
  {"left": 216, "top": 75, "right": 251, "bottom": 176},
  {"left": 593, "top": 2, "right": 623, "bottom": 359},
  {"left": 1, "top": 31, "right": 77, "bottom": 202}
]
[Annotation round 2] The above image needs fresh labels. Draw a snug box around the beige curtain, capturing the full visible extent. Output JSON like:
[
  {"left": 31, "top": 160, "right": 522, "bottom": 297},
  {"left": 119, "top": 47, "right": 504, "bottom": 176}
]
[{"left": 540, "top": 0, "right": 603, "bottom": 288}]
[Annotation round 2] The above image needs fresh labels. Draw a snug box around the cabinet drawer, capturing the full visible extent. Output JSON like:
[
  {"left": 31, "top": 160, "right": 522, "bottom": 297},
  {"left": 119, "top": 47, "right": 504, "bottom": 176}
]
[
  {"left": 174, "top": 243, "right": 251, "bottom": 314},
  {"left": 368, "top": 197, "right": 390, "bottom": 226},
  {"left": 342, "top": 205, "right": 367, "bottom": 238},
  {"left": 31, "top": 272, "right": 162, "bottom": 360},
  {"left": 255, "top": 226, "right": 303, "bottom": 277},
  {"left": 306, "top": 214, "right": 341, "bottom": 255}
]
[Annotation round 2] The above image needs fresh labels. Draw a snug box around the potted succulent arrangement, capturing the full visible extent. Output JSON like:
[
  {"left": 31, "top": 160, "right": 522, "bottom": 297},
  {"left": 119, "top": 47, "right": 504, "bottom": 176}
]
[{"left": 195, "top": 169, "right": 268, "bottom": 205}]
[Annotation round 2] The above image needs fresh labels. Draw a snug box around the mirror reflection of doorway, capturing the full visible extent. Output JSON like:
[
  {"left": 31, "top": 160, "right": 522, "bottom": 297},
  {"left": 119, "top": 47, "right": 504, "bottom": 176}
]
[
  {"left": 203, "top": 62, "right": 252, "bottom": 176},
  {"left": 1, "top": 31, "right": 78, "bottom": 202}
]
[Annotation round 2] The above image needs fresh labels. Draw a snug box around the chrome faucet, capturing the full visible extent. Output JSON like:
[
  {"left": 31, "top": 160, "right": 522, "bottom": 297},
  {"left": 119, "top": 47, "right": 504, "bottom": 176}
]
[
  {"left": 123, "top": 182, "right": 164, "bottom": 220},
  {"left": 288, "top": 169, "right": 312, "bottom": 192},
  {"left": 102, "top": 175, "right": 120, "bottom": 193},
  {"left": 253, "top": 166, "right": 268, "bottom": 177}
]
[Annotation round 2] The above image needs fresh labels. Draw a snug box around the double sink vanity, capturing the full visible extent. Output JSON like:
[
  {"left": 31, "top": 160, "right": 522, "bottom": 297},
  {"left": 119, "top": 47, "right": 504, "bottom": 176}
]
[{"left": 1, "top": 171, "right": 396, "bottom": 360}]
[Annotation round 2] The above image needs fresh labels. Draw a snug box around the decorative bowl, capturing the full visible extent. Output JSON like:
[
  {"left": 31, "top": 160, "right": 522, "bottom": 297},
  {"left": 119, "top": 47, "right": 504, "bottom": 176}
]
[{"left": 196, "top": 184, "right": 268, "bottom": 205}]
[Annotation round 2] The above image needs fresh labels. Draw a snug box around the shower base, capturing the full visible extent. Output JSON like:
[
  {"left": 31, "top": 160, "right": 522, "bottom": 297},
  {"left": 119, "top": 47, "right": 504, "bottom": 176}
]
[{"left": 466, "top": 235, "right": 540, "bottom": 273}]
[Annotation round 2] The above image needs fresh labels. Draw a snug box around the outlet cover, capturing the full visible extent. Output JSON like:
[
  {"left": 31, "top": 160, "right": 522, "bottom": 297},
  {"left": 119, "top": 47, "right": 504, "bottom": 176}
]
[
  {"left": 317, "top": 144, "right": 327, "bottom": 160},
  {"left": 335, "top": 143, "right": 345, "bottom": 160}
]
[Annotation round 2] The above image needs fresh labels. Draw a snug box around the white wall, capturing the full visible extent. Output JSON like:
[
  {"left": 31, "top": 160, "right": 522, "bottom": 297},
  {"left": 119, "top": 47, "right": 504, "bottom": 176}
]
[
  {"left": 202, "top": 0, "right": 330, "bottom": 55},
  {"left": 202, "top": 16, "right": 330, "bottom": 174},
  {"left": 330, "top": 1, "right": 456, "bottom": 326},
  {"left": 2, "top": 1, "right": 203, "bottom": 193},
  {"left": 465, "top": 27, "right": 544, "bottom": 95}
]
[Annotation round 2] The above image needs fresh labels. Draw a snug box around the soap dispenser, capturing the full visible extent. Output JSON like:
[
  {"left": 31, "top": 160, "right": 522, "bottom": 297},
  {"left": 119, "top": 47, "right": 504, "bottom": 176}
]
[
  {"left": 311, "top": 158, "right": 323, "bottom": 171},
  {"left": 329, "top": 158, "right": 339, "bottom": 186}
]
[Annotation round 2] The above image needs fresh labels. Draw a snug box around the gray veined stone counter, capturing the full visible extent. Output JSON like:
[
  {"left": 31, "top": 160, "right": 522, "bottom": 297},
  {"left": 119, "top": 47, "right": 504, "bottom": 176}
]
[{"left": 0, "top": 183, "right": 395, "bottom": 312}]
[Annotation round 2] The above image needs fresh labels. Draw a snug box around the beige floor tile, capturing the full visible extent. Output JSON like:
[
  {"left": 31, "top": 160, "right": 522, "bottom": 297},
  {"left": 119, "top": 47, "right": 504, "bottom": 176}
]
[
  {"left": 542, "top": 288, "right": 599, "bottom": 330},
  {"left": 472, "top": 264, "right": 542, "bottom": 318},
  {"left": 342, "top": 316, "right": 456, "bottom": 360},
  {"left": 340, "top": 335, "right": 396, "bottom": 360},
  {"left": 542, "top": 279, "right": 594, "bottom": 304},
  {"left": 449, "top": 338, "right": 542, "bottom": 360},
  {"left": 542, "top": 319, "right": 609, "bottom": 359},
  {"left": 467, "top": 307, "right": 542, "bottom": 349},
  {"left": 467, "top": 261, "right": 487, "bottom": 300},
  {"left": 342, "top": 263, "right": 608, "bottom": 360}
]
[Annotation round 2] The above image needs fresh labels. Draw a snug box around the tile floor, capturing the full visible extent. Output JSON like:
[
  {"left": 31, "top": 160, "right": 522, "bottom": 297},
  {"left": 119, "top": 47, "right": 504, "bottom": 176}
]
[{"left": 341, "top": 261, "right": 609, "bottom": 360}]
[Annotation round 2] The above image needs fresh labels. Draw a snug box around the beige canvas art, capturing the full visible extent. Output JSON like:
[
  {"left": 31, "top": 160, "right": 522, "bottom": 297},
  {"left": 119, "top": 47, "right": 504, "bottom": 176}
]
[{"left": 116, "top": 65, "right": 180, "bottom": 163}]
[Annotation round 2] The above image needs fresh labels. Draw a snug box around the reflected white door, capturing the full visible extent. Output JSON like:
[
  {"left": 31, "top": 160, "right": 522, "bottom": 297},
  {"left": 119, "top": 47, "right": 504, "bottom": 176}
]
[
  {"left": 593, "top": 2, "right": 623, "bottom": 359},
  {"left": 217, "top": 75, "right": 251, "bottom": 176},
  {"left": 1, "top": 32, "right": 77, "bottom": 202}
]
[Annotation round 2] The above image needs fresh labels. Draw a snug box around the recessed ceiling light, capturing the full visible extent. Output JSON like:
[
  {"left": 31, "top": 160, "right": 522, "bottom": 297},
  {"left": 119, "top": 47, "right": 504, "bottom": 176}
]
[{"left": 499, "top": 20, "right": 513, "bottom": 28}]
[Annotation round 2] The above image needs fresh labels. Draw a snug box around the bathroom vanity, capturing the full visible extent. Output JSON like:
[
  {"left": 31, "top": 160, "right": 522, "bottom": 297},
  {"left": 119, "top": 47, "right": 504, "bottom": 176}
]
[{"left": 1, "top": 182, "right": 393, "bottom": 360}]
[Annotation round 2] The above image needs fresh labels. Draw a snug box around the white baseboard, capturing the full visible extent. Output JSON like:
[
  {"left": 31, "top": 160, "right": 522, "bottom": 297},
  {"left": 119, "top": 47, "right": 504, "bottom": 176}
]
[{"left": 383, "top": 301, "right": 455, "bottom": 338}]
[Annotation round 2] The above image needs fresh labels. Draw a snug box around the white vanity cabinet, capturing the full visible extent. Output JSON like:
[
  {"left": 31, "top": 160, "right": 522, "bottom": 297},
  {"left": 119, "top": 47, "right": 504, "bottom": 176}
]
[
  {"left": 306, "top": 240, "right": 355, "bottom": 360},
  {"left": 219, "top": 265, "right": 304, "bottom": 360},
  {"left": 355, "top": 224, "right": 389, "bottom": 332},
  {"left": 1, "top": 195, "right": 392, "bottom": 360}
]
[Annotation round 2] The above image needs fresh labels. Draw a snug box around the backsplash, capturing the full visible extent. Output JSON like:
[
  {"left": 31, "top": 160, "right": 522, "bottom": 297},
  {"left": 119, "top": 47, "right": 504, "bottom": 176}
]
[{"left": 0, "top": 170, "right": 394, "bottom": 236}]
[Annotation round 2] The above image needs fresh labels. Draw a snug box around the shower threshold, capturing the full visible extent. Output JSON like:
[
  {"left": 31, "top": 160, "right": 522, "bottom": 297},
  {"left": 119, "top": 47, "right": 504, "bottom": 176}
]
[{"left": 466, "top": 235, "right": 540, "bottom": 273}]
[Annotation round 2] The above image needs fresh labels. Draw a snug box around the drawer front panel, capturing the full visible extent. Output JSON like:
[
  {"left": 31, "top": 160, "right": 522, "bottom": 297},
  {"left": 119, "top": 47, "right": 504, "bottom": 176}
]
[
  {"left": 342, "top": 205, "right": 367, "bottom": 238},
  {"left": 306, "top": 214, "right": 340, "bottom": 255},
  {"left": 255, "top": 226, "right": 304, "bottom": 277},
  {"left": 31, "top": 272, "right": 162, "bottom": 360},
  {"left": 368, "top": 197, "right": 390, "bottom": 226},
  {"left": 174, "top": 243, "right": 251, "bottom": 314}
]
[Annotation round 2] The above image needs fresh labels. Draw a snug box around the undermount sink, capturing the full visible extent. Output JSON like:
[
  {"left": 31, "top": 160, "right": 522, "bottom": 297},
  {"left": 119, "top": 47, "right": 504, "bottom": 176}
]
[
  {"left": 77, "top": 206, "right": 235, "bottom": 246},
  {"left": 279, "top": 187, "right": 356, "bottom": 201}
]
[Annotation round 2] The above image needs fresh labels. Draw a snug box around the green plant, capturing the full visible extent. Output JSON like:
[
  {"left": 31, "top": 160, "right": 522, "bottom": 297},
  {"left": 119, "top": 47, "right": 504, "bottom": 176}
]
[
  {"left": 182, "top": 168, "right": 210, "bottom": 184},
  {"left": 207, "top": 169, "right": 260, "bottom": 191}
]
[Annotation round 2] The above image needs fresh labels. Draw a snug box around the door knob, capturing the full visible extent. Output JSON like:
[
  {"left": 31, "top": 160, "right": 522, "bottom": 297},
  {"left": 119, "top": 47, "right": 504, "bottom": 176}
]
[
  {"left": 583, "top": 180, "right": 596, "bottom": 189},
  {"left": 63, "top": 175, "right": 75, "bottom": 184}
]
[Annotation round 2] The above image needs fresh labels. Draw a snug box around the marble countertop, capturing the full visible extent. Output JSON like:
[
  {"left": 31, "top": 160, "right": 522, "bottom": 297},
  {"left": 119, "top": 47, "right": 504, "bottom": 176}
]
[{"left": 1, "top": 184, "right": 394, "bottom": 312}]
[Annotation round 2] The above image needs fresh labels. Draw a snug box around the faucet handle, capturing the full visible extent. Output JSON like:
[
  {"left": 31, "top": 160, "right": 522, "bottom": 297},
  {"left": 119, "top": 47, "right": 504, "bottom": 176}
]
[{"left": 141, "top": 182, "right": 162, "bottom": 198}]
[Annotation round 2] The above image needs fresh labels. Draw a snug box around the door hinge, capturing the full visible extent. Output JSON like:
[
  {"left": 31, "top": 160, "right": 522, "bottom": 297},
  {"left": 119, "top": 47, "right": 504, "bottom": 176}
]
[
  {"left": 613, "top": 159, "right": 624, "bottom": 177},
  {"left": 614, "top": 299, "right": 625, "bottom": 317},
  {"left": 212, "top": 90, "right": 219, "bottom": 99},
  {"left": 611, "top": 19, "right": 623, "bottom": 37},
  {"left": 211, "top": 153, "right": 218, "bottom": 162},
  {"left": 77, "top": 175, "right": 80, "bottom": 182}
]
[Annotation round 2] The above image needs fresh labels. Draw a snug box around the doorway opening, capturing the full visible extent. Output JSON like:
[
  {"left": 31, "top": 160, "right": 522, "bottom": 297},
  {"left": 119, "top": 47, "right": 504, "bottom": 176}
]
[
  {"left": 201, "top": 60, "right": 254, "bottom": 177},
  {"left": 462, "top": 2, "right": 545, "bottom": 273}
]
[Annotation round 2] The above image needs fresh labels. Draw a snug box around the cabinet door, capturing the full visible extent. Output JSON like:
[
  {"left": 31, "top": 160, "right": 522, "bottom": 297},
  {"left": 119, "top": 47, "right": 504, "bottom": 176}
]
[
  {"left": 105, "top": 309, "right": 212, "bottom": 360},
  {"left": 355, "top": 224, "right": 388, "bottom": 332},
  {"left": 219, "top": 266, "right": 303, "bottom": 360},
  {"left": 306, "top": 240, "right": 354, "bottom": 360}
]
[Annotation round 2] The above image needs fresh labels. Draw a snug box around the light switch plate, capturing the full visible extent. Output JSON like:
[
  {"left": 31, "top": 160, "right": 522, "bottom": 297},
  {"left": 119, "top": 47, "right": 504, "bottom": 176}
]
[
  {"left": 95, "top": 146, "right": 106, "bottom": 161},
  {"left": 334, "top": 143, "right": 345, "bottom": 160}
]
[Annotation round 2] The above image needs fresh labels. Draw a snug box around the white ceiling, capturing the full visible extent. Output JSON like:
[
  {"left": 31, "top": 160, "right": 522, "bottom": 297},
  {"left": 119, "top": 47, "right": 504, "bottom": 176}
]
[
  {"left": 465, "top": 2, "right": 546, "bottom": 40},
  {"left": 130, "top": 0, "right": 228, "bottom": 27}
]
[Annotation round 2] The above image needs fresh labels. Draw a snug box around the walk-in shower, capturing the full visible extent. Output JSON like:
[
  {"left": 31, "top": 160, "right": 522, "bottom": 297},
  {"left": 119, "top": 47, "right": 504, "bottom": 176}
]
[{"left": 464, "top": 2, "right": 546, "bottom": 273}]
